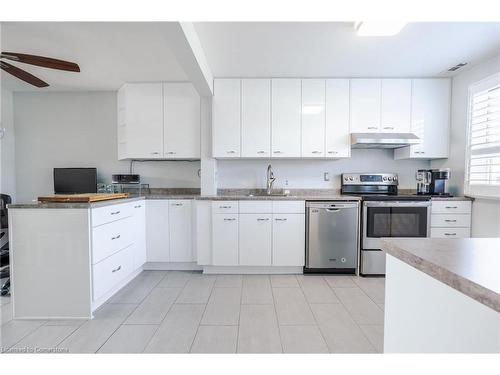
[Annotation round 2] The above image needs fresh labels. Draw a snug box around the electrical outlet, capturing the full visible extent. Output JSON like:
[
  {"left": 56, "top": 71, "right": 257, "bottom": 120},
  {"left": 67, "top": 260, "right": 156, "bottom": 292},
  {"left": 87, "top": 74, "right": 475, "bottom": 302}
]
[
  {"left": 285, "top": 179, "right": 289, "bottom": 186},
  {"left": 324, "top": 172, "right": 330, "bottom": 181}
]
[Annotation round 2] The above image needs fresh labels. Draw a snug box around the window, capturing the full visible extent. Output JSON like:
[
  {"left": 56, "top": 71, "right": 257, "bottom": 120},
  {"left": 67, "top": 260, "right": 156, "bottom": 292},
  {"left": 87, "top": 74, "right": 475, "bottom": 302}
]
[{"left": 465, "top": 73, "right": 500, "bottom": 198}]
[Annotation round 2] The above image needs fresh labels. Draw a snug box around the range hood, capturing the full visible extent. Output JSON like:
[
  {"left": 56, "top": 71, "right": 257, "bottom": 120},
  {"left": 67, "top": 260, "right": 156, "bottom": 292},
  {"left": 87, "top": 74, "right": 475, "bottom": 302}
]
[{"left": 351, "top": 132, "right": 421, "bottom": 149}]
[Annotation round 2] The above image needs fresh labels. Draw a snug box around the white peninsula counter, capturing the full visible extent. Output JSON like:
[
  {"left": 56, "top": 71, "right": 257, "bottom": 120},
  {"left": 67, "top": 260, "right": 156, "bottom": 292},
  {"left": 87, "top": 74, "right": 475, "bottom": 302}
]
[{"left": 381, "top": 238, "right": 500, "bottom": 353}]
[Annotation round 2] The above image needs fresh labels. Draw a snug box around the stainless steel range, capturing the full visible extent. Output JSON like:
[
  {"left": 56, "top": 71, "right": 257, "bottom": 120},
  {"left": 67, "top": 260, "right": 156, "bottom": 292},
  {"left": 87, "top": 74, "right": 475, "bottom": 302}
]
[{"left": 341, "top": 173, "right": 431, "bottom": 276}]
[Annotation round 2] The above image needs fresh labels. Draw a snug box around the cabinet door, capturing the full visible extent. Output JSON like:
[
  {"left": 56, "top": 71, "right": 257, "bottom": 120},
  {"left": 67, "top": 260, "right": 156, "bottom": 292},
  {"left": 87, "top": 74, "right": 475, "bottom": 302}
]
[
  {"left": 411, "top": 79, "right": 451, "bottom": 158},
  {"left": 239, "top": 214, "right": 272, "bottom": 266},
  {"left": 146, "top": 200, "right": 170, "bottom": 262},
  {"left": 272, "top": 214, "right": 305, "bottom": 266},
  {"left": 163, "top": 83, "right": 201, "bottom": 159},
  {"left": 325, "top": 79, "right": 351, "bottom": 158},
  {"left": 131, "top": 201, "right": 146, "bottom": 269},
  {"left": 301, "top": 79, "right": 326, "bottom": 157},
  {"left": 380, "top": 79, "right": 411, "bottom": 133},
  {"left": 350, "top": 79, "right": 381, "bottom": 133},
  {"left": 124, "top": 83, "right": 164, "bottom": 158},
  {"left": 212, "top": 214, "right": 239, "bottom": 266},
  {"left": 241, "top": 79, "right": 271, "bottom": 158},
  {"left": 169, "top": 200, "right": 193, "bottom": 262},
  {"left": 213, "top": 79, "right": 241, "bottom": 158},
  {"left": 271, "top": 79, "right": 302, "bottom": 157}
]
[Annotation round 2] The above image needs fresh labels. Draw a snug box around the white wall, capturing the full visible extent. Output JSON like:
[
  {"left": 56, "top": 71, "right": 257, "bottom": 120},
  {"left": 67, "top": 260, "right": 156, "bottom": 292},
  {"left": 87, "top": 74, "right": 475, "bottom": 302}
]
[
  {"left": 1, "top": 89, "right": 16, "bottom": 201},
  {"left": 432, "top": 54, "right": 500, "bottom": 237},
  {"left": 13, "top": 92, "right": 200, "bottom": 203},
  {"left": 218, "top": 149, "right": 430, "bottom": 189}
]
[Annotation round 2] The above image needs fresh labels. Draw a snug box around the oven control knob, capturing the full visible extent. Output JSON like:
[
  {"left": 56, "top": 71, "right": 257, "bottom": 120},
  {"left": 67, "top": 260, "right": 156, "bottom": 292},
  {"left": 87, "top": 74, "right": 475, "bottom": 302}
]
[
  {"left": 388, "top": 177, "right": 393, "bottom": 181},
  {"left": 344, "top": 177, "right": 348, "bottom": 181},
  {"left": 383, "top": 177, "right": 387, "bottom": 181},
  {"left": 349, "top": 177, "right": 353, "bottom": 181}
]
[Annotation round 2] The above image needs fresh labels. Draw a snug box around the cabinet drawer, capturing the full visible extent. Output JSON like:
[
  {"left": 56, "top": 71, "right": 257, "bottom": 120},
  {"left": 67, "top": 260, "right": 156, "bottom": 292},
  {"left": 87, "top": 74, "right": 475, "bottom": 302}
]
[
  {"left": 92, "top": 202, "right": 134, "bottom": 227},
  {"left": 431, "top": 214, "right": 471, "bottom": 228},
  {"left": 92, "top": 217, "right": 134, "bottom": 264},
  {"left": 212, "top": 201, "right": 239, "bottom": 214},
  {"left": 92, "top": 245, "right": 133, "bottom": 301},
  {"left": 272, "top": 200, "right": 305, "bottom": 214},
  {"left": 430, "top": 227, "right": 470, "bottom": 238},
  {"left": 239, "top": 200, "right": 272, "bottom": 214},
  {"left": 431, "top": 200, "right": 471, "bottom": 214}
]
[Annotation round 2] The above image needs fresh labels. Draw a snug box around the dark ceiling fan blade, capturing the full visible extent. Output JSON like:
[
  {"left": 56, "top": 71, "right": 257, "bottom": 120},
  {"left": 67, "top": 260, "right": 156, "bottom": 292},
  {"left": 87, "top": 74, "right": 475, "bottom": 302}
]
[
  {"left": 0, "top": 61, "right": 49, "bottom": 87},
  {"left": 1, "top": 52, "right": 80, "bottom": 72}
]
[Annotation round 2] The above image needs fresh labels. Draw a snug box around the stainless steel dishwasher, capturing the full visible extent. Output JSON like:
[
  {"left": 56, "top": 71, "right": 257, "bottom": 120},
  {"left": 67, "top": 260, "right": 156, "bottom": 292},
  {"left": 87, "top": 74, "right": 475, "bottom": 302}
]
[{"left": 305, "top": 201, "right": 359, "bottom": 274}]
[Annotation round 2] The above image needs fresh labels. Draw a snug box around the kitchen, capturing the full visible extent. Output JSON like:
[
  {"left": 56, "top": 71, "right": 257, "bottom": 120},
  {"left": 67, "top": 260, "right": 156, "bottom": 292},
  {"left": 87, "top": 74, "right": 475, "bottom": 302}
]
[{"left": 1, "top": 16, "right": 500, "bottom": 362}]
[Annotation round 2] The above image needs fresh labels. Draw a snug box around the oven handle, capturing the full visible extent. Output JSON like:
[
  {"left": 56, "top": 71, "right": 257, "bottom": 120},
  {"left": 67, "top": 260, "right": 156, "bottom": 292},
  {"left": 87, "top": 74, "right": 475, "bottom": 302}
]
[{"left": 363, "top": 201, "right": 431, "bottom": 207}]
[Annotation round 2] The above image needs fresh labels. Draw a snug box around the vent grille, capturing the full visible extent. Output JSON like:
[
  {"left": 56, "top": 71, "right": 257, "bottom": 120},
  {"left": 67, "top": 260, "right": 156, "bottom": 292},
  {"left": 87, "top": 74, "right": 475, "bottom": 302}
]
[{"left": 448, "top": 62, "right": 468, "bottom": 72}]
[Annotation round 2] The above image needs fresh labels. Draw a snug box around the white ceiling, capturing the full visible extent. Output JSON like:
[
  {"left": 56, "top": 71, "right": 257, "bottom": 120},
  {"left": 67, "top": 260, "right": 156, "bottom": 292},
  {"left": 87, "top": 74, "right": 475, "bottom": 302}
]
[
  {"left": 194, "top": 22, "right": 500, "bottom": 78},
  {"left": 1, "top": 22, "right": 188, "bottom": 91}
]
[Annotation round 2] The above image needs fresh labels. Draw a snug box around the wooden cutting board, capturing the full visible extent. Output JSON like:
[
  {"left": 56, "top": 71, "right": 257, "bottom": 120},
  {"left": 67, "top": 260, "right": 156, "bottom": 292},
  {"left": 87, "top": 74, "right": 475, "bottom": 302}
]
[{"left": 38, "top": 193, "right": 130, "bottom": 203}]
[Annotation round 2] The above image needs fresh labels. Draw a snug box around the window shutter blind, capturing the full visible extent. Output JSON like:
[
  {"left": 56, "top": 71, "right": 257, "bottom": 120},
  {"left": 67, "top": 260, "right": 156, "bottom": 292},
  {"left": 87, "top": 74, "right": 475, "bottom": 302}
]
[{"left": 466, "top": 73, "right": 500, "bottom": 198}]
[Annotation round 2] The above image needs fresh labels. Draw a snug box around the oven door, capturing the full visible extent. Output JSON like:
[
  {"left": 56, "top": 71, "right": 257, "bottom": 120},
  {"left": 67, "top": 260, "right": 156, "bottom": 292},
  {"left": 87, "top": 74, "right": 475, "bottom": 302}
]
[{"left": 362, "top": 201, "right": 431, "bottom": 249}]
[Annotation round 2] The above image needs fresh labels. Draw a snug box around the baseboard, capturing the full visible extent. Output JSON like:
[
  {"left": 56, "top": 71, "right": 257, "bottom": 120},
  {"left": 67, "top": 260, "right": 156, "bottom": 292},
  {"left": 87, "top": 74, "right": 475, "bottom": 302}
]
[
  {"left": 202, "top": 266, "right": 303, "bottom": 274},
  {"left": 143, "top": 262, "right": 202, "bottom": 271}
]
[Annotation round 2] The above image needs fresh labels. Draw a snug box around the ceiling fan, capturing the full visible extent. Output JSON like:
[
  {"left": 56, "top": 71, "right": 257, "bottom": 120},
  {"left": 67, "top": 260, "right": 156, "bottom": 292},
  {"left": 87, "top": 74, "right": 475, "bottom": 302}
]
[{"left": 0, "top": 52, "right": 80, "bottom": 88}]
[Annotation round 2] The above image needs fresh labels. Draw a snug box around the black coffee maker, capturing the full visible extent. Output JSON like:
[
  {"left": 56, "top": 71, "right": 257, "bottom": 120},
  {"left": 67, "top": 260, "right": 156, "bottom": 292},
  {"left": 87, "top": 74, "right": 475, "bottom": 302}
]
[{"left": 416, "top": 168, "right": 451, "bottom": 196}]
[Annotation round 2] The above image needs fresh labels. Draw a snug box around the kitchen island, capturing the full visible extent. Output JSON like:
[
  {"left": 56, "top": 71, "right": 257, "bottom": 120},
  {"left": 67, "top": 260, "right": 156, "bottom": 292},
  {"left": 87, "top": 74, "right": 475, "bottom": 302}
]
[{"left": 381, "top": 238, "right": 500, "bottom": 353}]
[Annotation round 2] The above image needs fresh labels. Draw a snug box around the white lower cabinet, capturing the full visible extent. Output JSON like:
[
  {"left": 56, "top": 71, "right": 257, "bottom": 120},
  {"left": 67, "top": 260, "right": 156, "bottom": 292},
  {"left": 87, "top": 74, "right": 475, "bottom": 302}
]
[
  {"left": 212, "top": 214, "right": 239, "bottom": 265},
  {"left": 131, "top": 202, "right": 146, "bottom": 269},
  {"left": 146, "top": 200, "right": 170, "bottom": 262},
  {"left": 430, "top": 199, "right": 471, "bottom": 239},
  {"left": 272, "top": 214, "right": 306, "bottom": 266},
  {"left": 239, "top": 214, "right": 272, "bottom": 266},
  {"left": 168, "top": 200, "right": 193, "bottom": 262}
]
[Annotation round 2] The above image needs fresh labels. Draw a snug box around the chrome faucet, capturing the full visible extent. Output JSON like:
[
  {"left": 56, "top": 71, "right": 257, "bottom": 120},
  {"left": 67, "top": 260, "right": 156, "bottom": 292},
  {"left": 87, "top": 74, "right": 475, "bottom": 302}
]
[{"left": 266, "top": 164, "right": 276, "bottom": 195}]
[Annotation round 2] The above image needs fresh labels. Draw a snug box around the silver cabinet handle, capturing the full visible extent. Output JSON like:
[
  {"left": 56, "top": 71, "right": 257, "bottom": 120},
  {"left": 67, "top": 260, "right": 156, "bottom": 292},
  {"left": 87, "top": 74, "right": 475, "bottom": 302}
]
[
  {"left": 445, "top": 219, "right": 457, "bottom": 222},
  {"left": 166, "top": 151, "right": 176, "bottom": 155},
  {"left": 275, "top": 218, "right": 287, "bottom": 221},
  {"left": 273, "top": 150, "right": 283, "bottom": 154},
  {"left": 110, "top": 211, "right": 121, "bottom": 215},
  {"left": 112, "top": 265, "right": 122, "bottom": 273},
  {"left": 226, "top": 150, "right": 236, "bottom": 154},
  {"left": 111, "top": 234, "right": 121, "bottom": 240},
  {"left": 445, "top": 206, "right": 458, "bottom": 209},
  {"left": 257, "top": 151, "right": 266, "bottom": 154},
  {"left": 328, "top": 151, "right": 338, "bottom": 154},
  {"left": 257, "top": 218, "right": 270, "bottom": 221},
  {"left": 312, "top": 151, "right": 322, "bottom": 154},
  {"left": 414, "top": 151, "right": 426, "bottom": 154},
  {"left": 367, "top": 126, "right": 378, "bottom": 130},
  {"left": 134, "top": 205, "right": 142, "bottom": 209},
  {"left": 223, "top": 218, "right": 236, "bottom": 221},
  {"left": 151, "top": 152, "right": 160, "bottom": 155},
  {"left": 219, "top": 205, "right": 232, "bottom": 209},
  {"left": 444, "top": 233, "right": 457, "bottom": 236},
  {"left": 383, "top": 126, "right": 394, "bottom": 130},
  {"left": 171, "top": 203, "right": 183, "bottom": 206}
]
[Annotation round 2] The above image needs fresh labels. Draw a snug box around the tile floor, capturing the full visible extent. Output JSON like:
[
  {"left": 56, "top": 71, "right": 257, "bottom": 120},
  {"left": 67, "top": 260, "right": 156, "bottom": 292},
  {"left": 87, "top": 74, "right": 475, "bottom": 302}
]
[{"left": 0, "top": 271, "right": 385, "bottom": 353}]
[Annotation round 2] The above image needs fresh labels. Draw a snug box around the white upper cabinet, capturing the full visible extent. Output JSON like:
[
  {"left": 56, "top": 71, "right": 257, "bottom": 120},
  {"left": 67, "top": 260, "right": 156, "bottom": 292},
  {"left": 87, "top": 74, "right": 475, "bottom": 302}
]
[
  {"left": 119, "top": 83, "right": 164, "bottom": 159},
  {"left": 301, "top": 79, "right": 326, "bottom": 157},
  {"left": 325, "top": 79, "right": 351, "bottom": 158},
  {"left": 213, "top": 79, "right": 241, "bottom": 158},
  {"left": 350, "top": 79, "right": 381, "bottom": 133},
  {"left": 380, "top": 79, "right": 412, "bottom": 133},
  {"left": 163, "top": 83, "right": 200, "bottom": 159},
  {"left": 394, "top": 79, "right": 451, "bottom": 159},
  {"left": 271, "top": 79, "right": 302, "bottom": 157},
  {"left": 241, "top": 79, "right": 271, "bottom": 158}
]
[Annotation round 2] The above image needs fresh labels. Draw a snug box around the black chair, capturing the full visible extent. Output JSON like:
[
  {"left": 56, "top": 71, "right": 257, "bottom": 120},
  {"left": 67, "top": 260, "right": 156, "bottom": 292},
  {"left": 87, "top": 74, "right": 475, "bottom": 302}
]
[{"left": 0, "top": 194, "right": 11, "bottom": 296}]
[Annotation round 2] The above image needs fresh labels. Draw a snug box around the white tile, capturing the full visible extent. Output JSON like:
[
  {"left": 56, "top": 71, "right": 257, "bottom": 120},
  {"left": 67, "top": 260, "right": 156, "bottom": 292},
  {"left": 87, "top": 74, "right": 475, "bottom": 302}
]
[
  {"left": 242, "top": 275, "right": 273, "bottom": 304},
  {"left": 280, "top": 325, "right": 329, "bottom": 353},
  {"left": 98, "top": 324, "right": 158, "bottom": 353},
  {"left": 334, "top": 287, "right": 384, "bottom": 324},
  {"left": 273, "top": 287, "right": 315, "bottom": 325},
  {"left": 352, "top": 276, "right": 386, "bottom": 304},
  {"left": 297, "top": 275, "right": 340, "bottom": 304},
  {"left": 323, "top": 275, "right": 357, "bottom": 288},
  {"left": 108, "top": 271, "right": 166, "bottom": 304},
  {"left": 57, "top": 303, "right": 137, "bottom": 353},
  {"left": 215, "top": 275, "right": 243, "bottom": 288},
  {"left": 124, "top": 287, "right": 181, "bottom": 324},
  {"left": 144, "top": 304, "right": 204, "bottom": 353},
  {"left": 201, "top": 287, "right": 241, "bottom": 325},
  {"left": 10, "top": 325, "right": 79, "bottom": 352},
  {"left": 0, "top": 296, "right": 11, "bottom": 306},
  {"left": 237, "top": 304, "right": 281, "bottom": 353},
  {"left": 191, "top": 325, "right": 238, "bottom": 353},
  {"left": 157, "top": 271, "right": 193, "bottom": 288},
  {"left": 176, "top": 275, "right": 215, "bottom": 304},
  {"left": 270, "top": 275, "right": 299, "bottom": 288},
  {"left": 359, "top": 324, "right": 384, "bottom": 353},
  {"left": 44, "top": 319, "right": 88, "bottom": 327},
  {"left": 0, "top": 302, "right": 13, "bottom": 325},
  {"left": 0, "top": 320, "right": 47, "bottom": 349},
  {"left": 310, "top": 303, "right": 375, "bottom": 353}
]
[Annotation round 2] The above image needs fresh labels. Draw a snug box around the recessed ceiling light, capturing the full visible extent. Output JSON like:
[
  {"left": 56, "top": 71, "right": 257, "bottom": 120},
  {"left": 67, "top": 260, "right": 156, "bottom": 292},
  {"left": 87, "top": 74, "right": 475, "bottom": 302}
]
[{"left": 355, "top": 21, "right": 407, "bottom": 36}]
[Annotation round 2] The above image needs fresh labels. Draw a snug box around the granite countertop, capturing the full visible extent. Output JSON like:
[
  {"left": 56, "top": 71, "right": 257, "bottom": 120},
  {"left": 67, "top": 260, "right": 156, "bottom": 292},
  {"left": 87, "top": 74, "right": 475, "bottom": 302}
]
[
  {"left": 381, "top": 238, "right": 500, "bottom": 313},
  {"left": 197, "top": 189, "right": 361, "bottom": 201}
]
